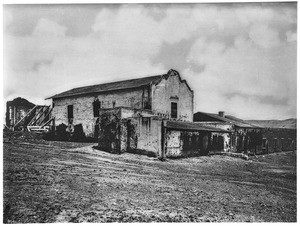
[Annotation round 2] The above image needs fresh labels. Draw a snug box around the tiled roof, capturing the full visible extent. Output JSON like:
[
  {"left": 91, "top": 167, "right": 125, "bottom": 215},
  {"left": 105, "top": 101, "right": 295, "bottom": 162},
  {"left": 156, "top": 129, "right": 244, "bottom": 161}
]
[
  {"left": 165, "top": 120, "right": 231, "bottom": 132},
  {"left": 46, "top": 69, "right": 193, "bottom": 100},
  {"left": 46, "top": 74, "right": 164, "bottom": 99}
]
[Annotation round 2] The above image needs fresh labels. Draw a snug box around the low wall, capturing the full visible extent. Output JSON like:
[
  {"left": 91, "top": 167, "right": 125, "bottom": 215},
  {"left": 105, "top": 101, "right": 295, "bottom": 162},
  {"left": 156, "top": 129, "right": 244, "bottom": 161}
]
[
  {"left": 165, "top": 130, "right": 210, "bottom": 158},
  {"left": 260, "top": 128, "right": 296, "bottom": 154},
  {"left": 98, "top": 108, "right": 122, "bottom": 153},
  {"left": 98, "top": 108, "right": 162, "bottom": 156},
  {"left": 127, "top": 117, "right": 162, "bottom": 157}
]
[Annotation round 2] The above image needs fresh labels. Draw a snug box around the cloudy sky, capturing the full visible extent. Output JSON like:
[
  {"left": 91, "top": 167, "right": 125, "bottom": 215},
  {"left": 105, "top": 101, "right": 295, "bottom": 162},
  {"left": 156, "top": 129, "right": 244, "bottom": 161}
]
[{"left": 3, "top": 2, "right": 297, "bottom": 120}]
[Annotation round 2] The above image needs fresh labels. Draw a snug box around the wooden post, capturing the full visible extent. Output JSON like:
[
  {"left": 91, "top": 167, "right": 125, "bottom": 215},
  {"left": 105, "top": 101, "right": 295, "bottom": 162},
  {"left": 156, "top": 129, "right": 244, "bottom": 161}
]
[
  {"left": 13, "top": 106, "right": 16, "bottom": 129},
  {"left": 31, "top": 106, "right": 50, "bottom": 126},
  {"left": 38, "top": 107, "right": 53, "bottom": 126},
  {"left": 13, "top": 105, "right": 37, "bottom": 129},
  {"left": 160, "top": 120, "right": 167, "bottom": 160},
  {"left": 28, "top": 106, "right": 45, "bottom": 126}
]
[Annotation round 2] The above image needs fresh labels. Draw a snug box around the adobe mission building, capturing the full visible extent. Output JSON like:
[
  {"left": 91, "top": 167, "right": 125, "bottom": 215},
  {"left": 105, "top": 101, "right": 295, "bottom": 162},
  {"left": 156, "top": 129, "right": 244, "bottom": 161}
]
[{"left": 47, "top": 69, "right": 261, "bottom": 158}]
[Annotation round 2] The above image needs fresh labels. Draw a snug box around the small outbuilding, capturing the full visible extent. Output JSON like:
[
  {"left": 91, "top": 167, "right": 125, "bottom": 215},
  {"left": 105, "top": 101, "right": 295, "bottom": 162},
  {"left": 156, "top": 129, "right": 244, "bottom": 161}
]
[
  {"left": 194, "top": 111, "right": 263, "bottom": 154},
  {"left": 97, "top": 107, "right": 231, "bottom": 158}
]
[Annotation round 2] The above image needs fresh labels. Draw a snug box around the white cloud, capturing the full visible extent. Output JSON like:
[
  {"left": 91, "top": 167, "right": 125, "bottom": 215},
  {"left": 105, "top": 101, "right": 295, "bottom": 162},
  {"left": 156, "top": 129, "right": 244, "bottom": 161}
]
[
  {"left": 286, "top": 30, "right": 297, "bottom": 42},
  {"left": 185, "top": 34, "right": 296, "bottom": 119},
  {"left": 3, "top": 10, "right": 13, "bottom": 31},
  {"left": 3, "top": 3, "right": 297, "bottom": 120},
  {"left": 249, "top": 24, "right": 280, "bottom": 48},
  {"left": 4, "top": 7, "right": 167, "bottom": 102},
  {"left": 235, "top": 7, "right": 276, "bottom": 26},
  {"left": 91, "top": 5, "right": 199, "bottom": 57},
  {"left": 32, "top": 18, "right": 67, "bottom": 37}
]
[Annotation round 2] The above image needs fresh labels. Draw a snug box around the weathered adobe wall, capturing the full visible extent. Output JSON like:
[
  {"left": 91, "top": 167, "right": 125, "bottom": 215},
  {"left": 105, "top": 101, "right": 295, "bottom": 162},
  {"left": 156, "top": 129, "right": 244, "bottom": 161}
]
[
  {"left": 261, "top": 128, "right": 296, "bottom": 153},
  {"left": 195, "top": 122, "right": 233, "bottom": 152},
  {"left": 151, "top": 74, "right": 193, "bottom": 122},
  {"left": 165, "top": 130, "right": 210, "bottom": 158},
  {"left": 120, "top": 108, "right": 154, "bottom": 119},
  {"left": 127, "top": 117, "right": 162, "bottom": 157},
  {"left": 210, "top": 132, "right": 231, "bottom": 153},
  {"left": 98, "top": 108, "right": 123, "bottom": 153},
  {"left": 96, "top": 86, "right": 150, "bottom": 109},
  {"left": 52, "top": 96, "right": 95, "bottom": 137},
  {"left": 97, "top": 108, "right": 162, "bottom": 156},
  {"left": 211, "top": 124, "right": 232, "bottom": 152},
  {"left": 97, "top": 108, "right": 224, "bottom": 158},
  {"left": 165, "top": 130, "right": 182, "bottom": 157},
  {"left": 232, "top": 128, "right": 263, "bottom": 154},
  {"left": 52, "top": 88, "right": 149, "bottom": 137}
]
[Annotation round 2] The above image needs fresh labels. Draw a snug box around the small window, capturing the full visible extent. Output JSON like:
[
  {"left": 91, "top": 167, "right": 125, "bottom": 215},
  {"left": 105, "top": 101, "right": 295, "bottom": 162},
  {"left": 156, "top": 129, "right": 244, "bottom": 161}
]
[
  {"left": 93, "top": 99, "right": 100, "bottom": 117},
  {"left": 273, "top": 138, "right": 278, "bottom": 149},
  {"left": 262, "top": 138, "right": 267, "bottom": 148},
  {"left": 171, "top": 102, "right": 177, "bottom": 119},
  {"left": 68, "top": 105, "right": 73, "bottom": 119}
]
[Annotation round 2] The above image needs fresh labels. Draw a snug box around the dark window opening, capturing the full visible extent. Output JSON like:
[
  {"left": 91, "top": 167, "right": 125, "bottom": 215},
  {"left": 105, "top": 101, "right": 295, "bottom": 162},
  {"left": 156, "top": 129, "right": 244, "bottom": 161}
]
[
  {"left": 68, "top": 105, "right": 73, "bottom": 119},
  {"left": 171, "top": 102, "right": 177, "bottom": 119},
  {"left": 274, "top": 138, "right": 278, "bottom": 150},
  {"left": 93, "top": 99, "right": 100, "bottom": 117},
  {"left": 144, "top": 100, "right": 151, "bottom": 110},
  {"left": 262, "top": 138, "right": 267, "bottom": 148}
]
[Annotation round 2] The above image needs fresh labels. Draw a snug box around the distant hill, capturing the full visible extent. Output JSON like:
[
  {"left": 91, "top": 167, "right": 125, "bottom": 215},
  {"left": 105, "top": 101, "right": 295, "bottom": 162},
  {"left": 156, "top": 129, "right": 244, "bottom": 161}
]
[{"left": 246, "top": 118, "right": 296, "bottom": 129}]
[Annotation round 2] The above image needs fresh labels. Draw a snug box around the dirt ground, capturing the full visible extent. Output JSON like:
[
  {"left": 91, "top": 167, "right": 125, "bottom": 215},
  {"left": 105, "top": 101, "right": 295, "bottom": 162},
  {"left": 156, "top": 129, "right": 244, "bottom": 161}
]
[{"left": 3, "top": 135, "right": 297, "bottom": 223}]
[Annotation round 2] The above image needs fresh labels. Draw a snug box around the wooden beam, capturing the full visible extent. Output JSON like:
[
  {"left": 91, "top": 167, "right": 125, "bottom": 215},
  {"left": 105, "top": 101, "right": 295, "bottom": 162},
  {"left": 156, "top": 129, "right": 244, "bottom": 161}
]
[
  {"left": 27, "top": 106, "right": 45, "bottom": 126},
  {"left": 13, "top": 105, "right": 38, "bottom": 129},
  {"left": 37, "top": 107, "right": 53, "bottom": 126},
  {"left": 31, "top": 106, "right": 50, "bottom": 126},
  {"left": 41, "top": 117, "right": 54, "bottom": 128}
]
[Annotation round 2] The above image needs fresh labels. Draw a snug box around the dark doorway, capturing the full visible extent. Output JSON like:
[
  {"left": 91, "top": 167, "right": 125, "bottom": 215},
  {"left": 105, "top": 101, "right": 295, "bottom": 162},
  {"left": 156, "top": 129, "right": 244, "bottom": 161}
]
[
  {"left": 93, "top": 99, "right": 100, "bottom": 117},
  {"left": 67, "top": 105, "right": 73, "bottom": 119},
  {"left": 94, "top": 118, "right": 99, "bottom": 139}
]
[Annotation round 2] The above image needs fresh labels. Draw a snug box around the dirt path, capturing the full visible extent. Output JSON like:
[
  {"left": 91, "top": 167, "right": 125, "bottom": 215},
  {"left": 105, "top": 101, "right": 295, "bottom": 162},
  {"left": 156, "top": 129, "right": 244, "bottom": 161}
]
[{"left": 3, "top": 140, "right": 296, "bottom": 222}]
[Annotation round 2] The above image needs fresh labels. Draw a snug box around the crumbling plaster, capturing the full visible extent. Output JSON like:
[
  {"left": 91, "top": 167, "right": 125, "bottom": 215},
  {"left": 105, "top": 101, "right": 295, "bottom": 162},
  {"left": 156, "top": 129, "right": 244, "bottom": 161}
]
[{"left": 151, "top": 74, "right": 193, "bottom": 122}]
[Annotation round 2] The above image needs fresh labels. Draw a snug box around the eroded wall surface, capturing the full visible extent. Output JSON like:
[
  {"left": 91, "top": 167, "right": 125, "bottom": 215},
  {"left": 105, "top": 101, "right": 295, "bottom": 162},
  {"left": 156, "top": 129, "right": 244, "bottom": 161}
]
[
  {"left": 97, "top": 108, "right": 162, "bottom": 156},
  {"left": 52, "top": 73, "right": 194, "bottom": 137},
  {"left": 165, "top": 130, "right": 182, "bottom": 157},
  {"left": 151, "top": 74, "right": 193, "bottom": 122},
  {"left": 261, "top": 128, "right": 296, "bottom": 153},
  {"left": 98, "top": 108, "right": 122, "bottom": 153},
  {"left": 195, "top": 122, "right": 233, "bottom": 152},
  {"left": 127, "top": 117, "right": 162, "bottom": 156},
  {"left": 52, "top": 88, "right": 149, "bottom": 137},
  {"left": 52, "top": 96, "right": 95, "bottom": 137},
  {"left": 232, "top": 128, "right": 263, "bottom": 154},
  {"left": 165, "top": 130, "right": 210, "bottom": 158}
]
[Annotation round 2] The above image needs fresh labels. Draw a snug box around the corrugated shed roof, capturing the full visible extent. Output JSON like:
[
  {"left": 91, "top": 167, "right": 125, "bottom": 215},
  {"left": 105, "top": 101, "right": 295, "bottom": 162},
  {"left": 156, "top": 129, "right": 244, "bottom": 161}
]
[
  {"left": 165, "top": 120, "right": 231, "bottom": 132},
  {"left": 46, "top": 74, "right": 164, "bottom": 99}
]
